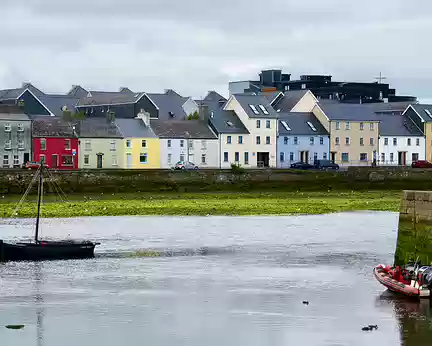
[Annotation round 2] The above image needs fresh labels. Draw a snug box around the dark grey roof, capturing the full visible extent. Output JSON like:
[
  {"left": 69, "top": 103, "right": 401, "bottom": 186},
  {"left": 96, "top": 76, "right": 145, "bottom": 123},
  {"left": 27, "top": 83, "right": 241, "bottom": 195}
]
[
  {"left": 273, "top": 90, "right": 308, "bottom": 111},
  {"left": 77, "top": 118, "right": 123, "bottom": 138},
  {"left": 232, "top": 94, "right": 279, "bottom": 118},
  {"left": 261, "top": 91, "right": 283, "bottom": 105},
  {"left": 119, "top": 87, "right": 133, "bottom": 93},
  {"left": 204, "top": 91, "right": 226, "bottom": 103},
  {"left": 38, "top": 94, "right": 80, "bottom": 117},
  {"left": 410, "top": 104, "right": 432, "bottom": 122},
  {"left": 32, "top": 117, "right": 75, "bottom": 137},
  {"left": 379, "top": 114, "right": 424, "bottom": 136},
  {"left": 365, "top": 101, "right": 414, "bottom": 113},
  {"left": 0, "top": 105, "right": 30, "bottom": 121},
  {"left": 115, "top": 118, "right": 157, "bottom": 138},
  {"left": 77, "top": 91, "right": 144, "bottom": 106},
  {"left": 318, "top": 102, "right": 381, "bottom": 121},
  {"left": 150, "top": 120, "right": 217, "bottom": 139},
  {"left": 67, "top": 85, "right": 88, "bottom": 98},
  {"left": 0, "top": 83, "right": 45, "bottom": 101},
  {"left": 208, "top": 109, "right": 249, "bottom": 134},
  {"left": 146, "top": 92, "right": 189, "bottom": 120},
  {"left": 278, "top": 112, "right": 329, "bottom": 136}
]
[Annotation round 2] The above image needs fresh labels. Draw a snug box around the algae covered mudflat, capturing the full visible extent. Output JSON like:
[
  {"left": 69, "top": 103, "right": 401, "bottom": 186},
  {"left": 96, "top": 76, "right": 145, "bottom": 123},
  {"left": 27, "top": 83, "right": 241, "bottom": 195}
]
[{"left": 0, "top": 191, "right": 399, "bottom": 218}]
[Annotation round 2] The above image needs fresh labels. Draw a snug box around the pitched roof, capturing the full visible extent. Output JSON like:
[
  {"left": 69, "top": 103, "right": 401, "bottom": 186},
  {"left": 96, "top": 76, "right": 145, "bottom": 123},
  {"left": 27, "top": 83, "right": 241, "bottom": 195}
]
[
  {"left": 317, "top": 102, "right": 381, "bottom": 121},
  {"left": 0, "top": 105, "right": 30, "bottom": 121},
  {"left": 32, "top": 117, "right": 76, "bottom": 137},
  {"left": 260, "top": 91, "right": 283, "bottom": 104},
  {"left": 379, "top": 114, "right": 424, "bottom": 136},
  {"left": 0, "top": 83, "right": 45, "bottom": 100},
  {"left": 77, "top": 118, "right": 123, "bottom": 138},
  {"left": 77, "top": 91, "right": 144, "bottom": 106},
  {"left": 204, "top": 91, "right": 226, "bottom": 103},
  {"left": 365, "top": 101, "right": 414, "bottom": 113},
  {"left": 278, "top": 112, "right": 329, "bottom": 136},
  {"left": 150, "top": 120, "right": 217, "bottom": 139},
  {"left": 38, "top": 94, "right": 80, "bottom": 117},
  {"left": 208, "top": 109, "right": 249, "bottom": 134},
  {"left": 410, "top": 104, "right": 432, "bottom": 122},
  {"left": 67, "top": 85, "right": 88, "bottom": 98},
  {"left": 146, "top": 92, "right": 189, "bottom": 120},
  {"left": 273, "top": 90, "right": 308, "bottom": 111},
  {"left": 232, "top": 94, "right": 279, "bottom": 119},
  {"left": 115, "top": 118, "right": 157, "bottom": 138}
]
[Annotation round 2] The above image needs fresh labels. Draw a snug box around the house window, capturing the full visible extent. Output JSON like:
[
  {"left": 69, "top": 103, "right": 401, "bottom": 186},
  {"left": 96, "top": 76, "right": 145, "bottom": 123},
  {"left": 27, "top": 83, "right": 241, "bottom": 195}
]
[
  {"left": 110, "top": 140, "right": 116, "bottom": 151},
  {"left": 168, "top": 153, "right": 172, "bottom": 165},
  {"left": 188, "top": 140, "right": 193, "bottom": 149},
  {"left": 256, "top": 120, "right": 261, "bottom": 129},
  {"left": 381, "top": 153, "right": 385, "bottom": 163},
  {"left": 85, "top": 140, "right": 91, "bottom": 150},
  {"left": 266, "top": 136, "right": 270, "bottom": 145},
  {"left": 235, "top": 152, "right": 239, "bottom": 162},
  {"left": 360, "top": 137, "right": 364, "bottom": 146},
  {"left": 360, "top": 153, "right": 367, "bottom": 161},
  {"left": 4, "top": 123, "right": 11, "bottom": 132},
  {"left": 407, "top": 138, "right": 411, "bottom": 146},
  {"left": 293, "top": 137, "right": 298, "bottom": 145},
  {"left": 201, "top": 154, "right": 206, "bottom": 164},
  {"left": 360, "top": 122, "right": 364, "bottom": 131},
  {"left": 40, "top": 139, "right": 46, "bottom": 150},
  {"left": 17, "top": 123, "right": 24, "bottom": 132},
  {"left": 341, "top": 153, "right": 349, "bottom": 162},
  {"left": 345, "top": 122, "right": 350, "bottom": 130},
  {"left": 142, "top": 140, "right": 147, "bottom": 148},
  {"left": 416, "top": 138, "right": 420, "bottom": 146},
  {"left": 314, "top": 152, "right": 318, "bottom": 161},
  {"left": 393, "top": 138, "right": 397, "bottom": 146},
  {"left": 180, "top": 154, "right": 185, "bottom": 162},
  {"left": 224, "top": 152, "right": 229, "bottom": 162},
  {"left": 384, "top": 138, "right": 388, "bottom": 146},
  {"left": 227, "top": 136, "right": 232, "bottom": 144},
  {"left": 335, "top": 121, "right": 340, "bottom": 130},
  {"left": 284, "top": 137, "right": 288, "bottom": 145},
  {"left": 13, "top": 155, "right": 19, "bottom": 166},
  {"left": 201, "top": 140, "right": 207, "bottom": 149},
  {"left": 290, "top": 152, "right": 294, "bottom": 161},
  {"left": 370, "top": 123, "right": 375, "bottom": 131},
  {"left": 112, "top": 155, "right": 118, "bottom": 166},
  {"left": 18, "top": 140, "right": 24, "bottom": 149},
  {"left": 84, "top": 155, "right": 90, "bottom": 165},
  {"left": 335, "top": 137, "right": 340, "bottom": 145},
  {"left": 323, "top": 152, "right": 327, "bottom": 160},
  {"left": 345, "top": 137, "right": 350, "bottom": 145},
  {"left": 256, "top": 136, "right": 261, "bottom": 145},
  {"left": 280, "top": 152, "right": 285, "bottom": 162},
  {"left": 3, "top": 155, "right": 9, "bottom": 166},
  {"left": 266, "top": 120, "right": 271, "bottom": 129},
  {"left": 62, "top": 155, "right": 73, "bottom": 166},
  {"left": 412, "top": 153, "right": 419, "bottom": 162},
  {"left": 126, "top": 140, "right": 132, "bottom": 148},
  {"left": 320, "top": 137, "right": 324, "bottom": 145},
  {"left": 4, "top": 140, "right": 11, "bottom": 149},
  {"left": 238, "top": 136, "right": 243, "bottom": 144},
  {"left": 140, "top": 153, "right": 148, "bottom": 164},
  {"left": 369, "top": 137, "right": 374, "bottom": 146},
  {"left": 180, "top": 140, "right": 184, "bottom": 148},
  {"left": 244, "top": 152, "right": 249, "bottom": 165},
  {"left": 65, "top": 139, "right": 71, "bottom": 150},
  {"left": 390, "top": 153, "right": 394, "bottom": 162},
  {"left": 167, "top": 139, "right": 172, "bottom": 148},
  {"left": 301, "top": 83, "right": 306, "bottom": 89},
  {"left": 310, "top": 137, "right": 314, "bottom": 145}
]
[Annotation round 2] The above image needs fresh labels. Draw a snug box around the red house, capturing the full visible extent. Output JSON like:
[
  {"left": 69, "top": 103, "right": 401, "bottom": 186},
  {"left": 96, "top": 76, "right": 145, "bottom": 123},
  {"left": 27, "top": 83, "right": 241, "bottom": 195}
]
[{"left": 32, "top": 117, "right": 79, "bottom": 170}]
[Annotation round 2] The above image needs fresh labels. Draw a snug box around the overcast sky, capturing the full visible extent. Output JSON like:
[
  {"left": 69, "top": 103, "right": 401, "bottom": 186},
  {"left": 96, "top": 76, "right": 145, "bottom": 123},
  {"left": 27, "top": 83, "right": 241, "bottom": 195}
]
[{"left": 0, "top": 0, "right": 431, "bottom": 101}]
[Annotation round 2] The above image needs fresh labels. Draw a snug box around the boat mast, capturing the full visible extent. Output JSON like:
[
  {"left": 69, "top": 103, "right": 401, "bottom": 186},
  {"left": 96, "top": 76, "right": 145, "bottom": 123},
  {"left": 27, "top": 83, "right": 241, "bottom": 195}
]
[{"left": 34, "top": 164, "right": 44, "bottom": 243}]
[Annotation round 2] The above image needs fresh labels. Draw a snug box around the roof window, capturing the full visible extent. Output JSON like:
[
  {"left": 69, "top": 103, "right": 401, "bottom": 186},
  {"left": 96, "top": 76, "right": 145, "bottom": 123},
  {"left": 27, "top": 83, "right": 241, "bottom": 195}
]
[
  {"left": 307, "top": 121, "right": 317, "bottom": 132},
  {"left": 249, "top": 105, "right": 259, "bottom": 115},
  {"left": 425, "top": 109, "right": 432, "bottom": 117},
  {"left": 226, "top": 121, "right": 234, "bottom": 127},
  {"left": 258, "top": 105, "right": 269, "bottom": 115},
  {"left": 281, "top": 120, "right": 291, "bottom": 131}
]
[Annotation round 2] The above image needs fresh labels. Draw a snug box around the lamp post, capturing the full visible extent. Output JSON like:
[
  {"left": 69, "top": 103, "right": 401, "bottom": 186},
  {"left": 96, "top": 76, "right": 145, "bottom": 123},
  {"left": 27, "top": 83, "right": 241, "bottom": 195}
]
[{"left": 185, "top": 131, "right": 190, "bottom": 163}]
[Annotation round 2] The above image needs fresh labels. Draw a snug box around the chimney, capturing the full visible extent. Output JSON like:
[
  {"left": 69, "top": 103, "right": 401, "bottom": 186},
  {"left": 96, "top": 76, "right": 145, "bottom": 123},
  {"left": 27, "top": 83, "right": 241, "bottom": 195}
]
[
  {"left": 136, "top": 109, "right": 150, "bottom": 126},
  {"left": 106, "top": 110, "right": 115, "bottom": 123},
  {"left": 198, "top": 104, "right": 209, "bottom": 123}
]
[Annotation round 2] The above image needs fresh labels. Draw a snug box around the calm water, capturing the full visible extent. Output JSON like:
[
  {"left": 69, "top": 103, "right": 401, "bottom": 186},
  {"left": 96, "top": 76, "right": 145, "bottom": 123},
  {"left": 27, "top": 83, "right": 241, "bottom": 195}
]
[{"left": 0, "top": 212, "right": 431, "bottom": 346}]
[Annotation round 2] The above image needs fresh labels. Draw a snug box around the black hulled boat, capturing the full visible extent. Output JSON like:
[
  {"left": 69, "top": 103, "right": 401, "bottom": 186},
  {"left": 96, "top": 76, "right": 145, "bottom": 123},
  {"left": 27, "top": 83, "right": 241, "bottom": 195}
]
[{"left": 0, "top": 163, "right": 100, "bottom": 262}]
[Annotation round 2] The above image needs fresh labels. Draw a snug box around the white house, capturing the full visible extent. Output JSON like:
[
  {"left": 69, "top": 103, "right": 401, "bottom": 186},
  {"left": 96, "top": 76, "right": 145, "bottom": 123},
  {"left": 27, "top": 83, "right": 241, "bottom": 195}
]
[
  {"left": 150, "top": 120, "right": 219, "bottom": 168},
  {"left": 277, "top": 112, "right": 330, "bottom": 167},
  {"left": 378, "top": 114, "right": 425, "bottom": 166},
  {"left": 223, "top": 94, "right": 279, "bottom": 168}
]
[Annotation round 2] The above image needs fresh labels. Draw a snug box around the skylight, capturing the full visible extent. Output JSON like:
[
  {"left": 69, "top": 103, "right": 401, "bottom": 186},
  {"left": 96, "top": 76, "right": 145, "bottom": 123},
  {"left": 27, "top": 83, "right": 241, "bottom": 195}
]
[
  {"left": 258, "top": 105, "right": 269, "bottom": 115},
  {"left": 249, "top": 105, "right": 259, "bottom": 115},
  {"left": 277, "top": 109, "right": 281, "bottom": 113},
  {"left": 307, "top": 121, "right": 317, "bottom": 132},
  {"left": 281, "top": 120, "right": 291, "bottom": 131},
  {"left": 226, "top": 121, "right": 234, "bottom": 127},
  {"left": 425, "top": 109, "right": 432, "bottom": 117}
]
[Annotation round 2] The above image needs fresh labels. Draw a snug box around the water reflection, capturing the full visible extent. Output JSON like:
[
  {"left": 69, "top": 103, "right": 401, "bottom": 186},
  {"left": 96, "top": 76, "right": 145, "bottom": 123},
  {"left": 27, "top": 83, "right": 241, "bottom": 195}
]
[{"left": 33, "top": 263, "right": 44, "bottom": 346}]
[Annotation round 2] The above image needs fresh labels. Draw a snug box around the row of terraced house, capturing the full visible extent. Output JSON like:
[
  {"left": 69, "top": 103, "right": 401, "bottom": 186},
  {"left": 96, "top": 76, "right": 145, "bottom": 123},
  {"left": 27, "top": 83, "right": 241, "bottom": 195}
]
[{"left": 0, "top": 79, "right": 431, "bottom": 170}]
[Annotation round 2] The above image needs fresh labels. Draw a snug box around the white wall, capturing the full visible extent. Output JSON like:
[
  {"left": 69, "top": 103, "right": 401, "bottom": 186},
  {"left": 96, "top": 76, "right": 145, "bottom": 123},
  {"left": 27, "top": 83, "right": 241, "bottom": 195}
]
[
  {"left": 277, "top": 135, "right": 330, "bottom": 168},
  {"left": 182, "top": 98, "right": 199, "bottom": 118},
  {"left": 219, "top": 133, "right": 251, "bottom": 169},
  {"left": 160, "top": 138, "right": 219, "bottom": 168},
  {"left": 378, "top": 136, "right": 425, "bottom": 165}
]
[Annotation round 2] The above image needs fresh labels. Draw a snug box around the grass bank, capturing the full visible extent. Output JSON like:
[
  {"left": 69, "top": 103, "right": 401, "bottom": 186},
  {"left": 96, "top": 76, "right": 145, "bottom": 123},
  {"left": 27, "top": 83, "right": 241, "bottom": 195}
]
[{"left": 0, "top": 191, "right": 401, "bottom": 218}]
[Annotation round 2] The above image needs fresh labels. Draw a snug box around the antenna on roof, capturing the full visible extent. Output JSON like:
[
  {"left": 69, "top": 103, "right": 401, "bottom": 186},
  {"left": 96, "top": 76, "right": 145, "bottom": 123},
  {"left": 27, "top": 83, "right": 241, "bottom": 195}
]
[{"left": 374, "top": 72, "right": 387, "bottom": 84}]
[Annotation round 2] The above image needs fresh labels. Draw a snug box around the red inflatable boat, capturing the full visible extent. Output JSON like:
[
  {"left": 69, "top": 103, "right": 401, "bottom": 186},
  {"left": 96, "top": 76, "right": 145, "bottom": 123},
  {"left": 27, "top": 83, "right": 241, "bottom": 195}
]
[{"left": 373, "top": 264, "right": 432, "bottom": 298}]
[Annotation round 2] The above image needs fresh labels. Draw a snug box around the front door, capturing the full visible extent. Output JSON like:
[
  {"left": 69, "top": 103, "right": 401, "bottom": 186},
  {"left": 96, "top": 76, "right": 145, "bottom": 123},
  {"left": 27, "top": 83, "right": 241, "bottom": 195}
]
[
  {"left": 257, "top": 152, "right": 270, "bottom": 167},
  {"left": 330, "top": 152, "right": 336, "bottom": 163},
  {"left": 398, "top": 152, "right": 407, "bottom": 166},
  {"left": 126, "top": 153, "right": 132, "bottom": 168},
  {"left": 23, "top": 153, "right": 30, "bottom": 164},
  {"left": 300, "top": 151, "right": 309, "bottom": 163},
  {"left": 97, "top": 154, "right": 103, "bottom": 169},
  {"left": 52, "top": 154, "right": 58, "bottom": 168}
]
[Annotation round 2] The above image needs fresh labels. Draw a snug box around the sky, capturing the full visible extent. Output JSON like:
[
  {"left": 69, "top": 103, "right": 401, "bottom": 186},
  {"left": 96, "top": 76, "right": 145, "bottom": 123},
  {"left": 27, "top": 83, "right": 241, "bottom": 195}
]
[{"left": 0, "top": 0, "right": 431, "bottom": 101}]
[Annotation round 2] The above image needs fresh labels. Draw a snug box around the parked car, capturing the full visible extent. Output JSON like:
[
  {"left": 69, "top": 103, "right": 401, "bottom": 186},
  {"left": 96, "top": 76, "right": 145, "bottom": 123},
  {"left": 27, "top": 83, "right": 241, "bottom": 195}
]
[
  {"left": 412, "top": 160, "right": 432, "bottom": 168},
  {"left": 314, "top": 159, "right": 339, "bottom": 171},
  {"left": 22, "top": 161, "right": 48, "bottom": 170},
  {"left": 290, "top": 162, "right": 314, "bottom": 170},
  {"left": 174, "top": 161, "right": 199, "bottom": 170}
]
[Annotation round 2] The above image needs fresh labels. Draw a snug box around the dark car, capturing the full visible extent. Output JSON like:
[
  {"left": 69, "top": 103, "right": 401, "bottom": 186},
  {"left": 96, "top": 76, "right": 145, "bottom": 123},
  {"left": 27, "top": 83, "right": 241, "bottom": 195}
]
[
  {"left": 290, "top": 162, "right": 314, "bottom": 170},
  {"left": 412, "top": 160, "right": 432, "bottom": 168},
  {"left": 314, "top": 159, "right": 339, "bottom": 171}
]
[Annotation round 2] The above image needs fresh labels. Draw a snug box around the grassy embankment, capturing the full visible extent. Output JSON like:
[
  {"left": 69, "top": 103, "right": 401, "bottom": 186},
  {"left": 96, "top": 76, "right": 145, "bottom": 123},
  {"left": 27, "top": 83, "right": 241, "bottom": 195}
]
[{"left": 0, "top": 191, "right": 401, "bottom": 218}]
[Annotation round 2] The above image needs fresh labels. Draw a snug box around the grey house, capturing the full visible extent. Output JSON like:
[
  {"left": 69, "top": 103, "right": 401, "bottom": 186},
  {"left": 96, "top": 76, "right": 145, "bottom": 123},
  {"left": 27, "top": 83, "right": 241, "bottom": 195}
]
[{"left": 0, "top": 105, "right": 32, "bottom": 168}]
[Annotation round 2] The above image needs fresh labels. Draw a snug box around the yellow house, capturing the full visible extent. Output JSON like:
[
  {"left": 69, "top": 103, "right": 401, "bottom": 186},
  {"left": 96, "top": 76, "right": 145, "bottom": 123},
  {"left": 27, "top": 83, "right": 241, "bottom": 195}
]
[{"left": 116, "top": 116, "right": 160, "bottom": 169}]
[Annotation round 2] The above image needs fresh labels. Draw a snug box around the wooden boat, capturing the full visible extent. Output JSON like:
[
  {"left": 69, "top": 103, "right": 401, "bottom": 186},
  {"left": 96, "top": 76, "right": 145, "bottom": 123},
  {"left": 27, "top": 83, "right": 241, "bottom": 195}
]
[
  {"left": 0, "top": 163, "right": 100, "bottom": 262},
  {"left": 373, "top": 264, "right": 432, "bottom": 298}
]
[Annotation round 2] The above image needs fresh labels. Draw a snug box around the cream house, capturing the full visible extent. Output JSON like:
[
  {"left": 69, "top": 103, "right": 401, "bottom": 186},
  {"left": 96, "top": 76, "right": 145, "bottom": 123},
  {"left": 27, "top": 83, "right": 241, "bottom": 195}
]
[{"left": 223, "top": 94, "right": 278, "bottom": 168}]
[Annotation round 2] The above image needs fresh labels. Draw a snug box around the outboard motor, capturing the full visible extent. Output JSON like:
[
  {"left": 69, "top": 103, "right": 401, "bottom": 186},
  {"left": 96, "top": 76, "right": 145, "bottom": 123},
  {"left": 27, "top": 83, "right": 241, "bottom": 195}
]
[{"left": 422, "top": 267, "right": 432, "bottom": 289}]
